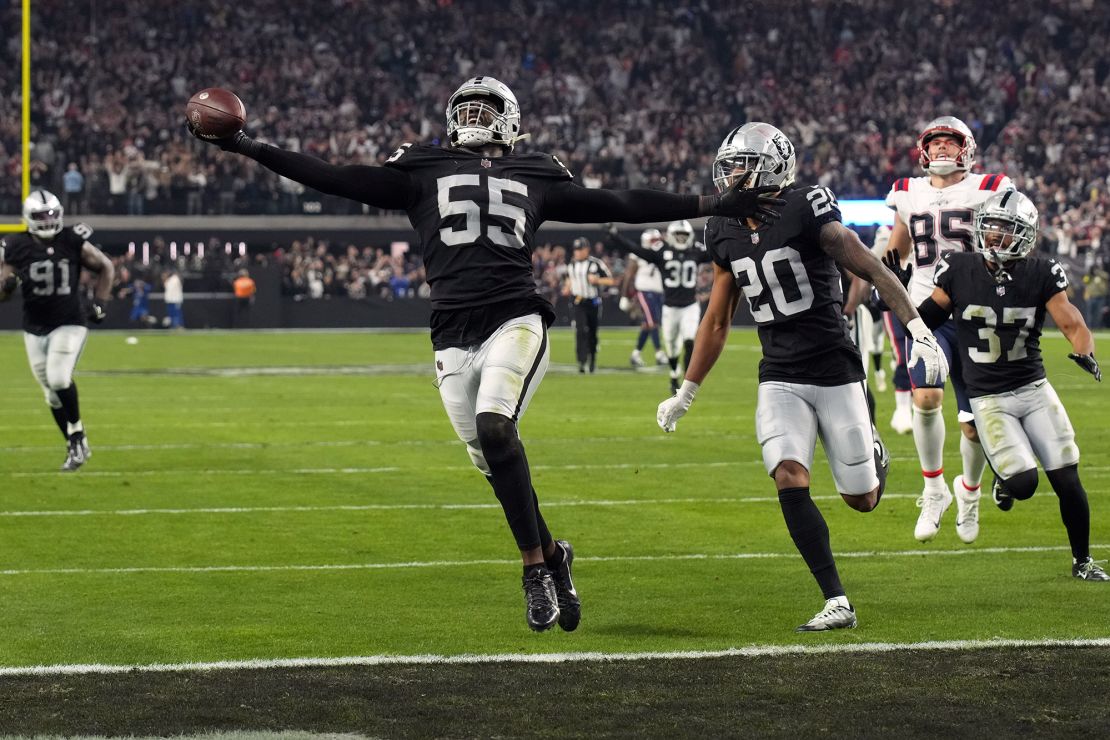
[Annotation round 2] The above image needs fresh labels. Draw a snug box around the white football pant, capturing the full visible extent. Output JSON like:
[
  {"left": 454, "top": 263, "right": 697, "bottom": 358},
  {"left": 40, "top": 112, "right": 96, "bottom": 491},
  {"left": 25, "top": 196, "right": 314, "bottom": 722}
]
[{"left": 24, "top": 325, "right": 88, "bottom": 407}]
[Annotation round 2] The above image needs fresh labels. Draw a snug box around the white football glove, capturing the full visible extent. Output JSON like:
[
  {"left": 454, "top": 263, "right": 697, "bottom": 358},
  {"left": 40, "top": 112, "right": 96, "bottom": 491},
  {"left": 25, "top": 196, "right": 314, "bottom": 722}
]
[
  {"left": 619, "top": 296, "right": 631, "bottom": 313},
  {"left": 657, "top": 380, "right": 699, "bottom": 433},
  {"left": 907, "top": 318, "right": 949, "bottom": 386}
]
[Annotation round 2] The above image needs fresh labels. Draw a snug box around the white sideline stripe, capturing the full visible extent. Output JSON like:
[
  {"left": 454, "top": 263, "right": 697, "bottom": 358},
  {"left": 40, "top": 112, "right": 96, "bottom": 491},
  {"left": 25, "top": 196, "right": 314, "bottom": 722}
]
[
  {"left": 0, "top": 493, "right": 924, "bottom": 518},
  {"left": 2, "top": 637, "right": 1109, "bottom": 677},
  {"left": 1, "top": 544, "right": 1100, "bottom": 577},
  {"left": 4, "top": 461, "right": 761, "bottom": 478}
]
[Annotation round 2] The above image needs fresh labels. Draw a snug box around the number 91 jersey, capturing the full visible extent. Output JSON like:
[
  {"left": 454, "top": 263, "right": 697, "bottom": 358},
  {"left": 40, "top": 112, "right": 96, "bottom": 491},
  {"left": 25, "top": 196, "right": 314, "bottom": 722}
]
[
  {"left": 1, "top": 225, "right": 89, "bottom": 334},
  {"left": 886, "top": 172, "right": 1012, "bottom": 304},
  {"left": 705, "top": 183, "right": 863, "bottom": 386},
  {"left": 934, "top": 251, "right": 1067, "bottom": 397}
]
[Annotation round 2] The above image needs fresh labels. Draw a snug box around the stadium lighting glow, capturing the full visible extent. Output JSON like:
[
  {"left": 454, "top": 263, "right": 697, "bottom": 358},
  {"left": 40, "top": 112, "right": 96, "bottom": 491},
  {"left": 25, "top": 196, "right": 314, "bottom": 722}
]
[
  {"left": 840, "top": 200, "right": 894, "bottom": 227},
  {"left": 225, "top": 242, "right": 232, "bottom": 255},
  {"left": 127, "top": 242, "right": 135, "bottom": 258},
  {"left": 169, "top": 242, "right": 177, "bottom": 260},
  {"left": 142, "top": 241, "right": 149, "bottom": 265},
  {"left": 198, "top": 243, "right": 205, "bottom": 259},
  {"left": 239, "top": 242, "right": 247, "bottom": 257},
  {"left": 184, "top": 242, "right": 191, "bottom": 256}
]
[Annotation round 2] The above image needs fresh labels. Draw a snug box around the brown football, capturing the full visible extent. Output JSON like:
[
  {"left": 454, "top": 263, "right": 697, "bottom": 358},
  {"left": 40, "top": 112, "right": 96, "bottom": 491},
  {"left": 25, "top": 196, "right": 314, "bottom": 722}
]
[{"left": 186, "top": 88, "right": 246, "bottom": 139}]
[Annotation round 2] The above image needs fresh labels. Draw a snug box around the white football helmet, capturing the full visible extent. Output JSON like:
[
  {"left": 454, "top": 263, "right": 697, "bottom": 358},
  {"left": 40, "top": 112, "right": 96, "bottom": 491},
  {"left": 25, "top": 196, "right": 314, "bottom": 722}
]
[
  {"left": 640, "top": 228, "right": 664, "bottom": 250},
  {"left": 23, "top": 189, "right": 64, "bottom": 239},
  {"left": 666, "top": 220, "right": 694, "bottom": 250},
  {"left": 918, "top": 116, "right": 976, "bottom": 176},
  {"left": 975, "top": 189, "right": 1038, "bottom": 264},
  {"left": 713, "top": 122, "right": 796, "bottom": 193},
  {"left": 446, "top": 76, "right": 523, "bottom": 151}
]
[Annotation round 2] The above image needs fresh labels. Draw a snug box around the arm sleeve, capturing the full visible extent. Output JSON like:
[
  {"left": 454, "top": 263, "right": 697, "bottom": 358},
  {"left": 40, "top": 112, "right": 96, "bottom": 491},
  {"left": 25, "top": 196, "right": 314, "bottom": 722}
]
[
  {"left": 250, "top": 144, "right": 418, "bottom": 210},
  {"left": 542, "top": 181, "right": 700, "bottom": 224},
  {"left": 916, "top": 296, "right": 951, "bottom": 329}
]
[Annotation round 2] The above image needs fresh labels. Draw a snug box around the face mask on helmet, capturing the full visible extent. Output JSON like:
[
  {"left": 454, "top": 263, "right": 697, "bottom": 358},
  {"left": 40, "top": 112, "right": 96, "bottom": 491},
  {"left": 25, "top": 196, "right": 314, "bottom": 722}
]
[
  {"left": 918, "top": 117, "right": 977, "bottom": 176},
  {"left": 713, "top": 123, "right": 796, "bottom": 193},
  {"left": 23, "top": 190, "right": 64, "bottom": 239},
  {"left": 666, "top": 220, "right": 694, "bottom": 250},
  {"left": 974, "top": 190, "right": 1038, "bottom": 265},
  {"left": 446, "top": 77, "right": 523, "bottom": 151},
  {"left": 640, "top": 228, "right": 663, "bottom": 250}
]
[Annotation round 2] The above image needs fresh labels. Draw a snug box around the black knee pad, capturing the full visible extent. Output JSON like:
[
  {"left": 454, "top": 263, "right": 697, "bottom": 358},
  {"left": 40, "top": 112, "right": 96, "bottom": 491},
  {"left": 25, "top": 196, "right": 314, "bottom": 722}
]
[
  {"left": 1046, "top": 464, "right": 1083, "bottom": 498},
  {"left": 475, "top": 412, "right": 518, "bottom": 462},
  {"left": 1001, "top": 468, "right": 1039, "bottom": 500}
]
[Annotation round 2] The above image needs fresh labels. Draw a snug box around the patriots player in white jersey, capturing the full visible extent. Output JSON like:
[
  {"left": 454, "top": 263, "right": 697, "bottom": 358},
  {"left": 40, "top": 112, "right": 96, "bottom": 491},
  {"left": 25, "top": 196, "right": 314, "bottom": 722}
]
[
  {"left": 884, "top": 116, "right": 1013, "bottom": 545},
  {"left": 622, "top": 228, "right": 666, "bottom": 368}
]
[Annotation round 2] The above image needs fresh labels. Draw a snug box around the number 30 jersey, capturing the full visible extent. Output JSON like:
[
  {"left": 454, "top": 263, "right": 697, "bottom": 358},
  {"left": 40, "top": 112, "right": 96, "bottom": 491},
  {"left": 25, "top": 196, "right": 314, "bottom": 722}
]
[
  {"left": 934, "top": 251, "right": 1067, "bottom": 397},
  {"left": 706, "top": 183, "right": 863, "bottom": 386},
  {"left": 886, "top": 172, "right": 1012, "bottom": 304},
  {"left": 1, "top": 226, "right": 89, "bottom": 334}
]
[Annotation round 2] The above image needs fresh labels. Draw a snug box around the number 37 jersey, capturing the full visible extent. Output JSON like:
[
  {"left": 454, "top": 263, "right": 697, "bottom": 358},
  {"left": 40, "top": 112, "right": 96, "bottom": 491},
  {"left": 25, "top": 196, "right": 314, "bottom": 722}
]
[
  {"left": 1, "top": 226, "right": 89, "bottom": 334},
  {"left": 705, "top": 183, "right": 863, "bottom": 386},
  {"left": 886, "top": 172, "right": 1012, "bottom": 304}
]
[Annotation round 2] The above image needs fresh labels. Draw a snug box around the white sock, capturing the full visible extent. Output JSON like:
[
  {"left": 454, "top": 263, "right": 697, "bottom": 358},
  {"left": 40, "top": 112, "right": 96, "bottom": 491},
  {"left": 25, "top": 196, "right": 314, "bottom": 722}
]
[
  {"left": 66, "top": 421, "right": 84, "bottom": 436},
  {"left": 895, "top": 390, "right": 912, "bottom": 413},
  {"left": 912, "top": 405, "right": 945, "bottom": 481},
  {"left": 960, "top": 434, "right": 987, "bottom": 490},
  {"left": 830, "top": 595, "right": 851, "bottom": 609}
]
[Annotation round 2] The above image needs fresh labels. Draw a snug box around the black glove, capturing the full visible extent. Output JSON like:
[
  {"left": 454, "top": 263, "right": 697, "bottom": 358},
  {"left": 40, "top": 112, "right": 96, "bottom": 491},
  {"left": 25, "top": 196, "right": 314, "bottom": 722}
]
[
  {"left": 185, "top": 122, "right": 257, "bottom": 155},
  {"left": 1068, "top": 352, "right": 1101, "bottom": 381},
  {"left": 702, "top": 174, "right": 786, "bottom": 224},
  {"left": 88, "top": 300, "right": 107, "bottom": 324},
  {"left": 882, "top": 249, "right": 913, "bottom": 288}
]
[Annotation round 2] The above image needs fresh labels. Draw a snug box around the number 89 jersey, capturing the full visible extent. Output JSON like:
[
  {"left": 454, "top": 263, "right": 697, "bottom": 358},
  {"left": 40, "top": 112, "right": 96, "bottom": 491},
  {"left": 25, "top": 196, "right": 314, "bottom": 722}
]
[
  {"left": 886, "top": 172, "right": 1012, "bottom": 304},
  {"left": 1, "top": 226, "right": 89, "bottom": 334},
  {"left": 705, "top": 183, "right": 863, "bottom": 386}
]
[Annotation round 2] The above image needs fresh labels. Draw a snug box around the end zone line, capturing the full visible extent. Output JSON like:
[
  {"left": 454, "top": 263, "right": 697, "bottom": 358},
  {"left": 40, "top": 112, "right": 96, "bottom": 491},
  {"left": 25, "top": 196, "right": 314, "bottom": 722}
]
[
  {"left": 0, "top": 543, "right": 1101, "bottom": 577},
  {"left": 2, "top": 637, "right": 1109, "bottom": 677}
]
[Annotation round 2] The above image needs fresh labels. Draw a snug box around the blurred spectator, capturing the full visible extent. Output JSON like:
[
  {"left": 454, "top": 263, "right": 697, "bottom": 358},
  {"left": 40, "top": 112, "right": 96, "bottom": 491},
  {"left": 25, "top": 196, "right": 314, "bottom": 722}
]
[
  {"left": 1082, "top": 265, "right": 1108, "bottom": 329},
  {"left": 62, "top": 162, "right": 84, "bottom": 215},
  {"left": 163, "top": 268, "right": 185, "bottom": 329}
]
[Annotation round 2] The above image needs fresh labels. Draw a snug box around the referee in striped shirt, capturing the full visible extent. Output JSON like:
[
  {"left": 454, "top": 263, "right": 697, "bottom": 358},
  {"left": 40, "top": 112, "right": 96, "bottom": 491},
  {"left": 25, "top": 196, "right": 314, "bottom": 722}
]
[{"left": 564, "top": 237, "right": 616, "bottom": 373}]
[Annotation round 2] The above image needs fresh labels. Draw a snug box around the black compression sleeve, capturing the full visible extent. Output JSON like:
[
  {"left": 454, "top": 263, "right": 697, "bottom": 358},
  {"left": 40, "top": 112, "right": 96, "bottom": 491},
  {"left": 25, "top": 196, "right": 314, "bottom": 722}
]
[
  {"left": 250, "top": 144, "right": 417, "bottom": 210},
  {"left": 917, "top": 296, "right": 951, "bottom": 330},
  {"left": 543, "top": 181, "right": 700, "bottom": 223}
]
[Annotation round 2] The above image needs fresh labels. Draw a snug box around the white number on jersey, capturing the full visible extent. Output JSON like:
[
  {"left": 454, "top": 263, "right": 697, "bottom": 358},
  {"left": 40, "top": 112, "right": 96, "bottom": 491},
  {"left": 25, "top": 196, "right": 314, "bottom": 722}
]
[
  {"left": 806, "top": 187, "right": 838, "bottom": 217},
  {"left": 961, "top": 304, "right": 1036, "bottom": 363},
  {"left": 730, "top": 247, "right": 815, "bottom": 322},
  {"left": 29, "top": 259, "right": 72, "bottom": 296},
  {"left": 436, "top": 175, "right": 528, "bottom": 249}
]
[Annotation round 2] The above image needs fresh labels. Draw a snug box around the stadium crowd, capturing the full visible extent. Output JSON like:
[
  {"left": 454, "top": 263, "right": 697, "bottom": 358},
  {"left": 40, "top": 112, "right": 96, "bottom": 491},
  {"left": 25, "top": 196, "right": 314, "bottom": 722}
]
[{"left": 0, "top": 0, "right": 1105, "bottom": 248}]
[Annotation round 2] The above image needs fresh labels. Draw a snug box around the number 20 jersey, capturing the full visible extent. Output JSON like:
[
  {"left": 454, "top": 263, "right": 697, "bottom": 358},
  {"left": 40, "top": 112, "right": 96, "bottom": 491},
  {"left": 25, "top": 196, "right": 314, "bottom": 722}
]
[
  {"left": 886, "top": 172, "right": 1012, "bottom": 304},
  {"left": 705, "top": 183, "right": 863, "bottom": 386},
  {"left": 1, "top": 227, "right": 87, "bottom": 334},
  {"left": 934, "top": 251, "right": 1067, "bottom": 398}
]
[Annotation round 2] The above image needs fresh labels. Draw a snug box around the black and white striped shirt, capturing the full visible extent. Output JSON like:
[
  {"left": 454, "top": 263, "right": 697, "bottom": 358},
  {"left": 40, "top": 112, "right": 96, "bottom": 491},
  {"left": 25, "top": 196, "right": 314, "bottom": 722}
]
[{"left": 567, "top": 256, "right": 612, "bottom": 300}]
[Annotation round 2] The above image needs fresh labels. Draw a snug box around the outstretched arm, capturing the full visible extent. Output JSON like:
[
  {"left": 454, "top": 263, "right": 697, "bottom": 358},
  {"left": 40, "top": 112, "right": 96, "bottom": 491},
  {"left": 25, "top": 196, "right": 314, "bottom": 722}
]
[
  {"left": 81, "top": 242, "right": 115, "bottom": 303},
  {"left": 544, "top": 179, "right": 784, "bottom": 224},
  {"left": 190, "top": 129, "right": 417, "bottom": 210},
  {"left": 607, "top": 227, "right": 660, "bottom": 265}
]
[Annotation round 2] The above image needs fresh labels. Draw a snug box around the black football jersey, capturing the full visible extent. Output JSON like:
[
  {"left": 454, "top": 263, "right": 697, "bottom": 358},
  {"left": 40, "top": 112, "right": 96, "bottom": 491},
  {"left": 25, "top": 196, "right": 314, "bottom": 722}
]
[
  {"left": 705, "top": 183, "right": 863, "bottom": 385},
  {"left": 626, "top": 242, "right": 712, "bottom": 307},
  {"left": 1, "top": 225, "right": 91, "bottom": 334},
  {"left": 385, "top": 143, "right": 572, "bottom": 312},
  {"left": 934, "top": 251, "right": 1067, "bottom": 397}
]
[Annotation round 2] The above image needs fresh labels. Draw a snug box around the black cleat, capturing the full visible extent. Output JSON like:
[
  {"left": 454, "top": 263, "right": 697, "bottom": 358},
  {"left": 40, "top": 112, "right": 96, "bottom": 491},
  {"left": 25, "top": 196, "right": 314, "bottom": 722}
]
[
  {"left": 522, "top": 567, "right": 560, "bottom": 632},
  {"left": 60, "top": 432, "right": 90, "bottom": 472},
  {"left": 550, "top": 540, "right": 581, "bottom": 632},
  {"left": 991, "top": 477, "right": 1013, "bottom": 512},
  {"left": 1073, "top": 557, "right": 1110, "bottom": 581}
]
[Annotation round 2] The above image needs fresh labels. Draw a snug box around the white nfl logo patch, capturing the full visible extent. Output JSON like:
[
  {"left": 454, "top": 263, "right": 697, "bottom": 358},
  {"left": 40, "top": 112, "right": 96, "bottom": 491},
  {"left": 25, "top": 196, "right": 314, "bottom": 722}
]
[
  {"left": 996, "top": 285, "right": 1006, "bottom": 296},
  {"left": 751, "top": 233, "right": 760, "bottom": 244}
]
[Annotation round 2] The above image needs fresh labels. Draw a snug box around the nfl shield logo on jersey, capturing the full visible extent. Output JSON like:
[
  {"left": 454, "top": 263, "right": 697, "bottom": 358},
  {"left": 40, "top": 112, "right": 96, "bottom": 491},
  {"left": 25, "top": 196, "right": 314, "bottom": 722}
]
[
  {"left": 751, "top": 233, "right": 760, "bottom": 244},
  {"left": 996, "top": 285, "right": 1006, "bottom": 296},
  {"left": 481, "top": 159, "right": 492, "bottom": 168}
]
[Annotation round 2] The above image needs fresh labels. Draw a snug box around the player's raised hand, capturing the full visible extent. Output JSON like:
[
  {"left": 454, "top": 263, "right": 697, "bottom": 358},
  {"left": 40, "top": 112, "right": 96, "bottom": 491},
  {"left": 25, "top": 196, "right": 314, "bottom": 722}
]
[
  {"left": 882, "top": 249, "right": 912, "bottom": 288},
  {"left": 656, "top": 380, "right": 699, "bottom": 433},
  {"left": 1068, "top": 352, "right": 1102, "bottom": 381},
  {"left": 185, "top": 88, "right": 253, "bottom": 153},
  {"left": 704, "top": 173, "right": 786, "bottom": 224}
]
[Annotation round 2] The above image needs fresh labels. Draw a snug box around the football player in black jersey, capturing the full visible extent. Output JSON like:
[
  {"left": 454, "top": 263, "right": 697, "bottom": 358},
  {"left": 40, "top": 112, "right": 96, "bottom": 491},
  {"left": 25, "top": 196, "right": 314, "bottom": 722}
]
[
  {"left": 608, "top": 220, "right": 713, "bottom": 393},
  {"left": 913, "top": 189, "right": 1108, "bottom": 581},
  {"left": 0, "top": 190, "right": 114, "bottom": 471},
  {"left": 187, "top": 76, "right": 786, "bottom": 632},
  {"left": 656, "top": 123, "right": 949, "bottom": 631}
]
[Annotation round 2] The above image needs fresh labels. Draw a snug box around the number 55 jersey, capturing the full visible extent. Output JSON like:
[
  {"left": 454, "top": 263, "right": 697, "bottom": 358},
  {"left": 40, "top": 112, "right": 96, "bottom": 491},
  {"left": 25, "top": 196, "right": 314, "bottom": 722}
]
[
  {"left": 705, "top": 183, "right": 863, "bottom": 386},
  {"left": 886, "top": 172, "right": 1012, "bottom": 305}
]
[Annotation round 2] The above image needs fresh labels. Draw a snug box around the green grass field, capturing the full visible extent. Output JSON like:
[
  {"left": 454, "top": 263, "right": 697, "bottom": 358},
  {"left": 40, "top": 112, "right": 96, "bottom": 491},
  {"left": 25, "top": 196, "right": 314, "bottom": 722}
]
[{"left": 0, "top": 327, "right": 1107, "bottom": 737}]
